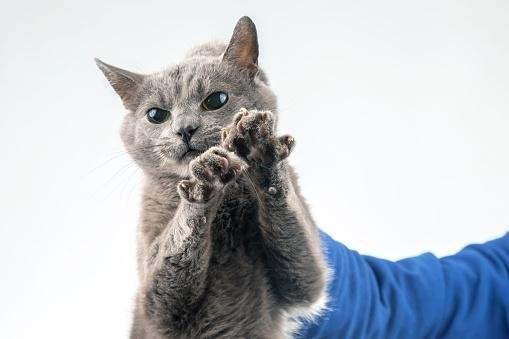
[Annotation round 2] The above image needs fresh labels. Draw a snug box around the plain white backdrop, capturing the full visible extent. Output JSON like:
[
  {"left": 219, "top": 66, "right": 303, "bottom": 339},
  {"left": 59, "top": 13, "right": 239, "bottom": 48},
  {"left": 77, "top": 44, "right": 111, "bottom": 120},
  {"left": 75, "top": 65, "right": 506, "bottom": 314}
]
[{"left": 1, "top": 0, "right": 508, "bottom": 338}]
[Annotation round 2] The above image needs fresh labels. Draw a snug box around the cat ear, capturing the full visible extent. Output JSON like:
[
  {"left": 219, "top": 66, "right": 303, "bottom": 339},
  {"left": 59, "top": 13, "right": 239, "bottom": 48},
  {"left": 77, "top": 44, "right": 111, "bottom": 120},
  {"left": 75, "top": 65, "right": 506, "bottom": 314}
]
[
  {"left": 222, "top": 16, "right": 259, "bottom": 75},
  {"left": 95, "top": 58, "right": 144, "bottom": 111}
]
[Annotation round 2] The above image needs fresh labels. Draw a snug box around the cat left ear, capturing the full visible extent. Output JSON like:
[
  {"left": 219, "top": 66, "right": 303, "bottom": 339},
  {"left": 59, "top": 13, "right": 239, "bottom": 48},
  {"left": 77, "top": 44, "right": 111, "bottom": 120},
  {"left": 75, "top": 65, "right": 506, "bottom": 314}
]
[
  {"left": 222, "top": 16, "right": 259, "bottom": 76},
  {"left": 95, "top": 58, "right": 144, "bottom": 111}
]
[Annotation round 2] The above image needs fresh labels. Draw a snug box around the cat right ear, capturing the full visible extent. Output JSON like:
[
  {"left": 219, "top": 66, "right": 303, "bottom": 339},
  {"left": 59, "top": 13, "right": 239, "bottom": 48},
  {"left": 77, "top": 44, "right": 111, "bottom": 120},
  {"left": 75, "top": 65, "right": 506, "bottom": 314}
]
[
  {"left": 95, "top": 58, "right": 144, "bottom": 111},
  {"left": 222, "top": 16, "right": 259, "bottom": 77}
]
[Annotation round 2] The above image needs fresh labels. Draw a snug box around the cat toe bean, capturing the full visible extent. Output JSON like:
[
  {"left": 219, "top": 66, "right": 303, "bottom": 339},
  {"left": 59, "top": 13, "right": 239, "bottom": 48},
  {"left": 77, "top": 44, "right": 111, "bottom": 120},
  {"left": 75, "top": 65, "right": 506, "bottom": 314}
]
[
  {"left": 222, "top": 109, "right": 293, "bottom": 167},
  {"left": 189, "top": 147, "right": 245, "bottom": 187},
  {"left": 275, "top": 135, "right": 295, "bottom": 160}
]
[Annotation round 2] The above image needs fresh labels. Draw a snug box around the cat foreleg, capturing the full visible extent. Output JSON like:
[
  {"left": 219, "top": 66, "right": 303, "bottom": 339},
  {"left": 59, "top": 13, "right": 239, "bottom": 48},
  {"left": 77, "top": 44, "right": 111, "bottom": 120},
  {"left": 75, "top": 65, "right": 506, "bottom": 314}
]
[
  {"left": 222, "top": 109, "right": 327, "bottom": 309},
  {"left": 140, "top": 147, "right": 245, "bottom": 333}
]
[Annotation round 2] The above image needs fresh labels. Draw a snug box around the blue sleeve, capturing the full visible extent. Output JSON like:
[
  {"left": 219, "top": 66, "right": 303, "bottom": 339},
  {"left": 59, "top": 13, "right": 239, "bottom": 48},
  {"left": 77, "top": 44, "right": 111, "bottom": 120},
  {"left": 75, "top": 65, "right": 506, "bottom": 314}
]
[{"left": 297, "top": 230, "right": 509, "bottom": 339}]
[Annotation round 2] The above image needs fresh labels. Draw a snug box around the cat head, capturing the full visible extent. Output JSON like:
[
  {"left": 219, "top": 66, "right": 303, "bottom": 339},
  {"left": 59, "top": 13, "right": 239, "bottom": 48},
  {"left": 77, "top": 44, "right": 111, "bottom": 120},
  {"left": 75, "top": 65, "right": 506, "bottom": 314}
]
[{"left": 96, "top": 17, "right": 277, "bottom": 178}]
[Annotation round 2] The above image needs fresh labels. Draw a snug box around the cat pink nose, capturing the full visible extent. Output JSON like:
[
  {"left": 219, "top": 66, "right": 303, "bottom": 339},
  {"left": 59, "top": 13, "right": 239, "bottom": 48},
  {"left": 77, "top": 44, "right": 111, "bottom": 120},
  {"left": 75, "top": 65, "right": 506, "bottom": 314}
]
[{"left": 176, "top": 125, "right": 198, "bottom": 144}]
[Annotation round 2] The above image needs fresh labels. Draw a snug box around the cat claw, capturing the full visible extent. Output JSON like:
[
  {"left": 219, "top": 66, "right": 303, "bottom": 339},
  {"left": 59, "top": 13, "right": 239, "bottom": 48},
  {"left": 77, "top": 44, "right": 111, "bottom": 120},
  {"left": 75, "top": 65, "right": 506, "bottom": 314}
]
[
  {"left": 178, "top": 147, "right": 246, "bottom": 204},
  {"left": 222, "top": 109, "right": 295, "bottom": 166}
]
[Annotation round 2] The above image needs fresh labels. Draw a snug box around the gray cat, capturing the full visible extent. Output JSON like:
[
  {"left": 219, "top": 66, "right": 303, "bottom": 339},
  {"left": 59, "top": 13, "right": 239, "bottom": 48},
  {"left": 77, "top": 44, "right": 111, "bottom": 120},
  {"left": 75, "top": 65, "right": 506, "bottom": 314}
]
[{"left": 96, "top": 16, "right": 329, "bottom": 339}]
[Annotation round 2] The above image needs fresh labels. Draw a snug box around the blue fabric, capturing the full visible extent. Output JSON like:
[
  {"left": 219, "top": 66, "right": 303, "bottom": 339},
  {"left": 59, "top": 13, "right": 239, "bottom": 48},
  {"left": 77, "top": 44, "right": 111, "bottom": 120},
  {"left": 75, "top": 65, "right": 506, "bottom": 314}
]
[{"left": 297, "top": 230, "right": 509, "bottom": 339}]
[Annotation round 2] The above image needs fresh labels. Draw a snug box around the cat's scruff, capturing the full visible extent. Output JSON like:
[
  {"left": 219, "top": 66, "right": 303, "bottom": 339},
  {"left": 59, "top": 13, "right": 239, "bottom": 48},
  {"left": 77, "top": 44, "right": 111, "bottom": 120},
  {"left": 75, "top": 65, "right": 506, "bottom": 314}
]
[{"left": 96, "top": 17, "right": 329, "bottom": 338}]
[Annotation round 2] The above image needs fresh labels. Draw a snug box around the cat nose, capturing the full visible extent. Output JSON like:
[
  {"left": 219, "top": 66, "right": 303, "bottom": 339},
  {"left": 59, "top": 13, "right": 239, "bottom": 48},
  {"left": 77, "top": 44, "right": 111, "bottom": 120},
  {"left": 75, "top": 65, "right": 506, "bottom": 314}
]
[
  {"left": 173, "top": 114, "right": 200, "bottom": 143},
  {"left": 176, "top": 125, "right": 198, "bottom": 143}
]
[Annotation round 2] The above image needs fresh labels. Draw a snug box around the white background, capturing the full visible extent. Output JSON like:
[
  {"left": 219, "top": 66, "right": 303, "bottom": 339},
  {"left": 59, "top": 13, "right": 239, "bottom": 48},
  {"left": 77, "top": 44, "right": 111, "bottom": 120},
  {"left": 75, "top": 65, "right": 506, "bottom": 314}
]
[{"left": 1, "top": 1, "right": 508, "bottom": 338}]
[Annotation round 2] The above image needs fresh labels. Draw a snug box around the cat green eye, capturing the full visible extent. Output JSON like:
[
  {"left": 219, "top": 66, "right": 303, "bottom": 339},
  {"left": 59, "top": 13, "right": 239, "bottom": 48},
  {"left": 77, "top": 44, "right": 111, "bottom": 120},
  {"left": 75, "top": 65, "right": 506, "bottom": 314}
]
[
  {"left": 146, "top": 108, "right": 170, "bottom": 124},
  {"left": 202, "top": 91, "right": 229, "bottom": 111}
]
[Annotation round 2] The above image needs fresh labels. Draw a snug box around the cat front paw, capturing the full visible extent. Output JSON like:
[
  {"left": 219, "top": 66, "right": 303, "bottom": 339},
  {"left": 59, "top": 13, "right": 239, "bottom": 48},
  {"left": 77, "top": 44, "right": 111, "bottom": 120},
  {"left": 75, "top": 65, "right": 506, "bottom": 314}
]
[
  {"left": 177, "top": 147, "right": 246, "bottom": 204},
  {"left": 221, "top": 108, "right": 295, "bottom": 167}
]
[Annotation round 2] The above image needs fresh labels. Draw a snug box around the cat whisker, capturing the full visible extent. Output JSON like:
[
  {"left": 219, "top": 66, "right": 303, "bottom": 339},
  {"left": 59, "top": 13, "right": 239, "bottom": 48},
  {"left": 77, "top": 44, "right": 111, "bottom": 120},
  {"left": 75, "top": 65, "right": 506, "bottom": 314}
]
[
  {"left": 87, "top": 143, "right": 172, "bottom": 176},
  {"left": 103, "top": 160, "right": 139, "bottom": 189},
  {"left": 103, "top": 163, "right": 142, "bottom": 202}
]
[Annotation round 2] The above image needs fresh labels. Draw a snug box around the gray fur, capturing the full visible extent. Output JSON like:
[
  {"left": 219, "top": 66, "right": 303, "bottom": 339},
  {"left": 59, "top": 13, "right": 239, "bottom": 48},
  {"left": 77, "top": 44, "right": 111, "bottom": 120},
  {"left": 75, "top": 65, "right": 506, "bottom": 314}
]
[{"left": 96, "top": 16, "right": 328, "bottom": 338}]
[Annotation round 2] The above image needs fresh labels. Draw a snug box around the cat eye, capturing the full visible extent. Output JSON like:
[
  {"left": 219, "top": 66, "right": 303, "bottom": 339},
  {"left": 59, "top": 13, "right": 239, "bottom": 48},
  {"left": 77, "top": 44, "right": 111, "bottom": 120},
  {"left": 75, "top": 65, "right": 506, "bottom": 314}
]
[
  {"left": 146, "top": 108, "right": 170, "bottom": 124},
  {"left": 202, "top": 92, "right": 229, "bottom": 111}
]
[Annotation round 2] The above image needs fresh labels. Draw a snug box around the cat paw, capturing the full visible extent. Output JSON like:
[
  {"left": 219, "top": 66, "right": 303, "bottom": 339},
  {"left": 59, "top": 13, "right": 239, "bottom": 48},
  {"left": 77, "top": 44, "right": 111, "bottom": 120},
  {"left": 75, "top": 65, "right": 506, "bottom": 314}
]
[
  {"left": 177, "top": 147, "right": 246, "bottom": 203},
  {"left": 221, "top": 108, "right": 295, "bottom": 167}
]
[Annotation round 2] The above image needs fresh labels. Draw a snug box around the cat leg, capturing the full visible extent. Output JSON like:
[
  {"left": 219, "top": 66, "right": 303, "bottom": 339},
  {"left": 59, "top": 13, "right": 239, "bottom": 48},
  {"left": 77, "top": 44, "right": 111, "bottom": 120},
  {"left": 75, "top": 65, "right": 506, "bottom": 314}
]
[
  {"left": 222, "top": 109, "right": 327, "bottom": 308},
  {"left": 140, "top": 147, "right": 245, "bottom": 334}
]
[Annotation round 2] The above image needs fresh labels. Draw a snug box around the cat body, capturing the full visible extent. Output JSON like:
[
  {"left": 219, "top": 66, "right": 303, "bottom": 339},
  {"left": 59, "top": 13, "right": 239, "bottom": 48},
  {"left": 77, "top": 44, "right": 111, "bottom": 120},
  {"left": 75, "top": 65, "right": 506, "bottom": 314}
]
[{"left": 97, "top": 17, "right": 328, "bottom": 339}]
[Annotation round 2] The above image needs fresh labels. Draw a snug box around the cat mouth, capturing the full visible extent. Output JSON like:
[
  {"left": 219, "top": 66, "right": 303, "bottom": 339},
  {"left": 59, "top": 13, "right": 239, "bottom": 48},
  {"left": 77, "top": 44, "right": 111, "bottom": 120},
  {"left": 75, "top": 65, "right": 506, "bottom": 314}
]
[{"left": 179, "top": 147, "right": 202, "bottom": 160}]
